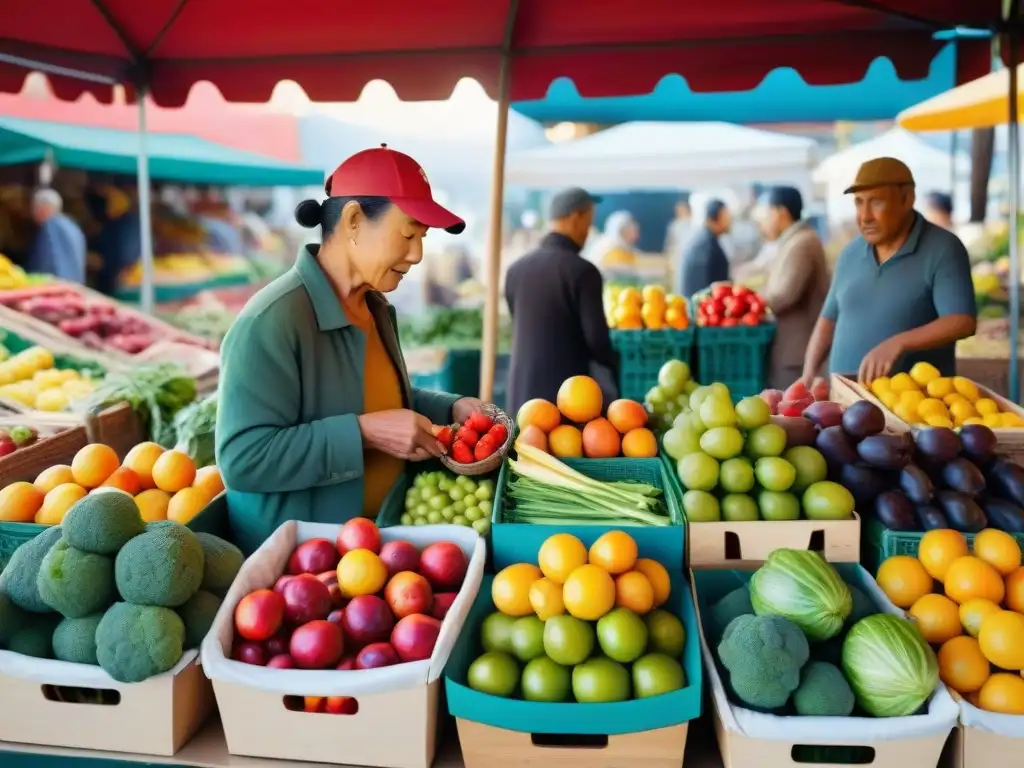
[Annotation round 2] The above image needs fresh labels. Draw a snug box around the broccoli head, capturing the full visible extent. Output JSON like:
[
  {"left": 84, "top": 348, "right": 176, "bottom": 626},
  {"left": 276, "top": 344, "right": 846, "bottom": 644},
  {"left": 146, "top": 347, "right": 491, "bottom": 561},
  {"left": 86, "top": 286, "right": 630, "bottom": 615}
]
[
  {"left": 53, "top": 614, "right": 104, "bottom": 665},
  {"left": 178, "top": 589, "right": 222, "bottom": 648},
  {"left": 718, "top": 614, "right": 809, "bottom": 710},
  {"left": 2, "top": 526, "right": 63, "bottom": 613},
  {"left": 7, "top": 612, "right": 61, "bottom": 658},
  {"left": 95, "top": 602, "right": 185, "bottom": 683},
  {"left": 709, "top": 586, "right": 754, "bottom": 640},
  {"left": 793, "top": 661, "right": 855, "bottom": 716},
  {"left": 62, "top": 492, "right": 145, "bottom": 555},
  {"left": 37, "top": 540, "right": 116, "bottom": 618},
  {"left": 115, "top": 523, "right": 204, "bottom": 607},
  {"left": 0, "top": 591, "right": 28, "bottom": 646},
  {"left": 195, "top": 533, "right": 243, "bottom": 593}
]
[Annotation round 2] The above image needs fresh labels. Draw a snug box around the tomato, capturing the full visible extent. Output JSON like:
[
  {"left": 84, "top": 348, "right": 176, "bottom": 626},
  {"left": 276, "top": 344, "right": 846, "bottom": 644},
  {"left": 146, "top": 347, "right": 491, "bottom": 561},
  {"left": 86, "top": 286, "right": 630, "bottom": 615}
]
[
  {"left": 474, "top": 436, "right": 498, "bottom": 461},
  {"left": 450, "top": 440, "right": 475, "bottom": 464},
  {"left": 720, "top": 317, "right": 739, "bottom": 327},
  {"left": 708, "top": 298, "right": 725, "bottom": 315},
  {"left": 732, "top": 285, "right": 752, "bottom": 299},
  {"left": 723, "top": 297, "right": 744, "bottom": 317},
  {"left": 740, "top": 312, "right": 761, "bottom": 326},
  {"left": 454, "top": 426, "right": 480, "bottom": 449},
  {"left": 435, "top": 426, "right": 453, "bottom": 449},
  {"left": 705, "top": 313, "right": 722, "bottom": 327},
  {"left": 711, "top": 284, "right": 733, "bottom": 300},
  {"left": 466, "top": 412, "right": 494, "bottom": 434}
]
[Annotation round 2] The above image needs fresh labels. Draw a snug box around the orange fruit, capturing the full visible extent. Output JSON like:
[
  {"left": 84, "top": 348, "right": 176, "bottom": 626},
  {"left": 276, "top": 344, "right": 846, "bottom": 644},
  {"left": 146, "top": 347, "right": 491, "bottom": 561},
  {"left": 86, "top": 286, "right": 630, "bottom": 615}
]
[
  {"left": 606, "top": 400, "right": 648, "bottom": 434},
  {"left": 622, "top": 428, "right": 658, "bottom": 458},
  {"left": 0, "top": 481, "right": 44, "bottom": 522},
  {"left": 589, "top": 530, "right": 638, "bottom": 575},
  {"left": 515, "top": 424, "right": 549, "bottom": 453},
  {"left": 337, "top": 549, "right": 388, "bottom": 598},
  {"left": 167, "top": 487, "right": 211, "bottom": 525},
  {"left": 35, "top": 483, "right": 87, "bottom": 525},
  {"left": 33, "top": 465, "right": 75, "bottom": 494},
  {"left": 665, "top": 305, "right": 689, "bottom": 330},
  {"left": 71, "top": 443, "right": 120, "bottom": 489},
  {"left": 979, "top": 610, "right": 1024, "bottom": 670},
  {"left": 516, "top": 399, "right": 562, "bottom": 433},
  {"left": 492, "top": 563, "right": 543, "bottom": 617},
  {"left": 556, "top": 376, "right": 603, "bottom": 424},
  {"left": 979, "top": 673, "right": 1024, "bottom": 714},
  {"left": 582, "top": 418, "right": 621, "bottom": 458},
  {"left": 528, "top": 578, "right": 565, "bottom": 620},
  {"left": 134, "top": 488, "right": 171, "bottom": 522},
  {"left": 945, "top": 556, "right": 1006, "bottom": 605},
  {"left": 100, "top": 467, "right": 142, "bottom": 496},
  {"left": 122, "top": 442, "right": 165, "bottom": 490},
  {"left": 562, "top": 564, "right": 616, "bottom": 620},
  {"left": 538, "top": 533, "right": 588, "bottom": 584},
  {"left": 876, "top": 555, "right": 934, "bottom": 608},
  {"left": 909, "top": 593, "right": 963, "bottom": 644},
  {"left": 151, "top": 450, "right": 197, "bottom": 493},
  {"left": 938, "top": 636, "right": 990, "bottom": 694},
  {"left": 641, "top": 303, "right": 665, "bottom": 330},
  {"left": 194, "top": 466, "right": 225, "bottom": 499},
  {"left": 918, "top": 529, "right": 969, "bottom": 582},
  {"left": 634, "top": 558, "right": 671, "bottom": 607},
  {"left": 1005, "top": 567, "right": 1024, "bottom": 613},
  {"left": 618, "top": 287, "right": 642, "bottom": 307},
  {"left": 612, "top": 305, "right": 642, "bottom": 330},
  {"left": 548, "top": 425, "right": 583, "bottom": 458},
  {"left": 973, "top": 529, "right": 1023, "bottom": 576},
  {"left": 615, "top": 571, "right": 655, "bottom": 614},
  {"left": 960, "top": 598, "right": 1002, "bottom": 637},
  {"left": 641, "top": 285, "right": 665, "bottom": 304}
]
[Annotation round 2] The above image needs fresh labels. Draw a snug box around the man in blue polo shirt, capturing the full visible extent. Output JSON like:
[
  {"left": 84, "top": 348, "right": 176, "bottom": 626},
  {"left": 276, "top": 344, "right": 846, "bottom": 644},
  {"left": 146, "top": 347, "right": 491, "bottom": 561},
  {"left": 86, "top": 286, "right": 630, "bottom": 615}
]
[{"left": 801, "top": 157, "right": 976, "bottom": 384}]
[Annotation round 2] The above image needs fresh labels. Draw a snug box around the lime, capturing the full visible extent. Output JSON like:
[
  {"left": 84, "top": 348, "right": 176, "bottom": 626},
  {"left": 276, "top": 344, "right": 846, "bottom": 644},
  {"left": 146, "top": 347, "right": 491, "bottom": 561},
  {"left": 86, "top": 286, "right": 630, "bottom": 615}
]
[
  {"left": 735, "top": 397, "right": 772, "bottom": 430},
  {"left": 572, "top": 657, "right": 631, "bottom": 703},
  {"left": 658, "top": 360, "right": 690, "bottom": 397},
  {"left": 521, "top": 656, "right": 572, "bottom": 702},
  {"left": 644, "top": 610, "right": 686, "bottom": 657},
  {"left": 467, "top": 651, "right": 520, "bottom": 697},
  {"left": 663, "top": 425, "right": 702, "bottom": 460},
  {"left": 783, "top": 446, "right": 828, "bottom": 492},
  {"left": 510, "top": 616, "right": 546, "bottom": 662},
  {"left": 699, "top": 395, "right": 737, "bottom": 430},
  {"left": 689, "top": 385, "right": 715, "bottom": 413},
  {"left": 632, "top": 653, "right": 686, "bottom": 698},
  {"left": 802, "top": 480, "right": 856, "bottom": 520},
  {"left": 700, "top": 427, "right": 744, "bottom": 460},
  {"left": 719, "top": 457, "right": 755, "bottom": 493},
  {"left": 755, "top": 457, "right": 797, "bottom": 492},
  {"left": 677, "top": 453, "right": 719, "bottom": 492},
  {"left": 758, "top": 490, "right": 801, "bottom": 521},
  {"left": 721, "top": 494, "right": 759, "bottom": 522},
  {"left": 480, "top": 612, "right": 517, "bottom": 654},
  {"left": 745, "top": 424, "right": 787, "bottom": 459},
  {"left": 543, "top": 614, "right": 595, "bottom": 666},
  {"left": 596, "top": 607, "right": 649, "bottom": 663},
  {"left": 682, "top": 489, "right": 720, "bottom": 523}
]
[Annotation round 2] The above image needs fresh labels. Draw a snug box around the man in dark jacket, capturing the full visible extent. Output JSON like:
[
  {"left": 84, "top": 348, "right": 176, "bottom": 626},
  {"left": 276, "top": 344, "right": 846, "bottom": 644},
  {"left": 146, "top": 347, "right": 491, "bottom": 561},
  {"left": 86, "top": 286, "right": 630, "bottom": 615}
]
[
  {"left": 505, "top": 187, "right": 618, "bottom": 414},
  {"left": 678, "top": 198, "right": 731, "bottom": 298}
]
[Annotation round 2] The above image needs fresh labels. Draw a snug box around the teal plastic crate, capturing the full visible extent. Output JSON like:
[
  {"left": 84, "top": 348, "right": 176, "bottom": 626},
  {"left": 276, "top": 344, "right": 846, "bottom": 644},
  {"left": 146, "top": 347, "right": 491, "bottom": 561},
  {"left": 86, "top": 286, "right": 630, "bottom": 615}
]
[
  {"left": 408, "top": 349, "right": 510, "bottom": 405},
  {"left": 491, "top": 456, "right": 684, "bottom": 571},
  {"left": 610, "top": 329, "right": 695, "bottom": 402},
  {"left": 861, "top": 518, "right": 1024, "bottom": 575},
  {"left": 694, "top": 323, "right": 776, "bottom": 400},
  {"left": 445, "top": 572, "right": 703, "bottom": 735}
]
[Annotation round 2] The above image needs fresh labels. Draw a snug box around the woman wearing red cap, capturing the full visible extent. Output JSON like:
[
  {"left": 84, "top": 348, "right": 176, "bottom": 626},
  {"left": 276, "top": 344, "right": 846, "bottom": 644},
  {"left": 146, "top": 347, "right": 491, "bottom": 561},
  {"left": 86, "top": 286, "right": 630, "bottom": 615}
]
[{"left": 215, "top": 146, "right": 484, "bottom": 554}]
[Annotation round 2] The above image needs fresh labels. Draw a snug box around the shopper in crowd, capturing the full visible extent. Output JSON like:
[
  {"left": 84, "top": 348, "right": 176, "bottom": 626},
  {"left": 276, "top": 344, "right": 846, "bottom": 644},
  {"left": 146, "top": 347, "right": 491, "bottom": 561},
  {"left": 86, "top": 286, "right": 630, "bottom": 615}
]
[
  {"left": 923, "top": 191, "right": 955, "bottom": 230},
  {"left": 27, "top": 189, "right": 86, "bottom": 284},
  {"left": 678, "top": 198, "right": 731, "bottom": 298},
  {"left": 587, "top": 210, "right": 640, "bottom": 270},
  {"left": 801, "top": 158, "right": 976, "bottom": 385},
  {"left": 663, "top": 196, "right": 693, "bottom": 258},
  {"left": 216, "top": 146, "right": 486, "bottom": 554},
  {"left": 758, "top": 186, "right": 830, "bottom": 389},
  {"left": 89, "top": 187, "right": 142, "bottom": 296},
  {"left": 505, "top": 187, "right": 618, "bottom": 414}
]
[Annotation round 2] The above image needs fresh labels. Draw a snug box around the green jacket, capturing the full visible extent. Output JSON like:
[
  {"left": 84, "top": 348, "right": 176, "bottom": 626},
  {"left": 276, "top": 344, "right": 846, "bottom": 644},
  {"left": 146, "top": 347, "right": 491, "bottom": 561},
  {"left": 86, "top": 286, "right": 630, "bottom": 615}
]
[{"left": 215, "top": 246, "right": 460, "bottom": 554}]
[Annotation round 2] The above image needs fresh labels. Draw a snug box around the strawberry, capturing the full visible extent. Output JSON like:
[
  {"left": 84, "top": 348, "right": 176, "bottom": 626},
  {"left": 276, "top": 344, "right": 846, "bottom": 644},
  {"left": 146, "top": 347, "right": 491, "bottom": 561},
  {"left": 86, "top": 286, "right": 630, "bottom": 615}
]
[
  {"left": 450, "top": 440, "right": 474, "bottom": 464},
  {"left": 466, "top": 412, "right": 494, "bottom": 434},
  {"left": 435, "top": 426, "right": 454, "bottom": 449},
  {"left": 487, "top": 423, "right": 508, "bottom": 445},
  {"left": 454, "top": 426, "right": 480, "bottom": 449},
  {"left": 474, "top": 436, "right": 497, "bottom": 461}
]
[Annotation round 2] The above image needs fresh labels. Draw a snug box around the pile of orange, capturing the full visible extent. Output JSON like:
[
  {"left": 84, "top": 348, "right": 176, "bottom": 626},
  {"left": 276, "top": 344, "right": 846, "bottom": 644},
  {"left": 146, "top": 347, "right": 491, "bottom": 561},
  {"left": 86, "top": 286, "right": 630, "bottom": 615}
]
[
  {"left": 0, "top": 441, "right": 224, "bottom": 527},
  {"left": 492, "top": 530, "right": 672, "bottom": 621},
  {"left": 515, "top": 375, "right": 657, "bottom": 459},
  {"left": 607, "top": 286, "right": 689, "bottom": 331},
  {"left": 876, "top": 528, "right": 1024, "bottom": 714}
]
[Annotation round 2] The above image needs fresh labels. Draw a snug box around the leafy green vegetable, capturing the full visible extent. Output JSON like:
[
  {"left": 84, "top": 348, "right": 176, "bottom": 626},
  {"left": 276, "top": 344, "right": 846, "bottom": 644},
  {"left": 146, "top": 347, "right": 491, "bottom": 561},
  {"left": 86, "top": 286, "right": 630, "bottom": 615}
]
[
  {"left": 85, "top": 364, "right": 197, "bottom": 447},
  {"left": 398, "top": 307, "right": 511, "bottom": 351},
  {"left": 174, "top": 393, "right": 218, "bottom": 468}
]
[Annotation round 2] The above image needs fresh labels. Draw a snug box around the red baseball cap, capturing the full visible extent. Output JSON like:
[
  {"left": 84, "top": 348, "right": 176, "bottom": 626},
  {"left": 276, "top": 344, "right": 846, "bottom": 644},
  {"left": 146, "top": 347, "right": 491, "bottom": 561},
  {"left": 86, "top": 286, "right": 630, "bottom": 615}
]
[{"left": 325, "top": 145, "right": 465, "bottom": 234}]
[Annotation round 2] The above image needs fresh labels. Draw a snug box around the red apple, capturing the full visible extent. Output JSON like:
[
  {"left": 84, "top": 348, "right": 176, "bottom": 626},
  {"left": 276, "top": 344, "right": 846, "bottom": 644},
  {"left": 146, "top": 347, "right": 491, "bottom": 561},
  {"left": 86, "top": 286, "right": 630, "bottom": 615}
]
[
  {"left": 391, "top": 614, "right": 441, "bottom": 663},
  {"left": 335, "top": 656, "right": 357, "bottom": 670},
  {"left": 326, "top": 608, "right": 346, "bottom": 627},
  {"left": 418, "top": 542, "right": 468, "bottom": 590},
  {"left": 316, "top": 571, "right": 347, "bottom": 608},
  {"left": 290, "top": 620, "right": 344, "bottom": 669},
  {"left": 233, "top": 641, "right": 267, "bottom": 666},
  {"left": 273, "top": 574, "right": 296, "bottom": 594},
  {"left": 265, "top": 633, "right": 291, "bottom": 657},
  {"left": 379, "top": 540, "right": 421, "bottom": 578},
  {"left": 336, "top": 518, "right": 381, "bottom": 556},
  {"left": 266, "top": 654, "right": 295, "bottom": 669},
  {"left": 287, "top": 538, "right": 340, "bottom": 575},
  {"left": 282, "top": 574, "right": 333, "bottom": 624},
  {"left": 355, "top": 642, "right": 400, "bottom": 670},
  {"left": 234, "top": 589, "right": 285, "bottom": 641},
  {"left": 341, "top": 595, "right": 395, "bottom": 646},
  {"left": 431, "top": 592, "right": 458, "bottom": 621},
  {"left": 326, "top": 696, "right": 358, "bottom": 715},
  {"left": 384, "top": 571, "right": 433, "bottom": 619}
]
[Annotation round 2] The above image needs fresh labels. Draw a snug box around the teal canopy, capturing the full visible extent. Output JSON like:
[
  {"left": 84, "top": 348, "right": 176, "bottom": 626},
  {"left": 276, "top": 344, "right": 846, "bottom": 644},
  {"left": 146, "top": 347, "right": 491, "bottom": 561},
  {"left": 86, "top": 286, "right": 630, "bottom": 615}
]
[{"left": 0, "top": 116, "right": 324, "bottom": 187}]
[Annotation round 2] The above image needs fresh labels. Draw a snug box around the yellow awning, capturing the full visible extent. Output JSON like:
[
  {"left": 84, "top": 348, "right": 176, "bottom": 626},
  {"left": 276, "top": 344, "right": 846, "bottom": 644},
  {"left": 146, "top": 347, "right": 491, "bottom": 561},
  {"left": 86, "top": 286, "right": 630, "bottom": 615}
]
[{"left": 897, "top": 65, "right": 1023, "bottom": 132}]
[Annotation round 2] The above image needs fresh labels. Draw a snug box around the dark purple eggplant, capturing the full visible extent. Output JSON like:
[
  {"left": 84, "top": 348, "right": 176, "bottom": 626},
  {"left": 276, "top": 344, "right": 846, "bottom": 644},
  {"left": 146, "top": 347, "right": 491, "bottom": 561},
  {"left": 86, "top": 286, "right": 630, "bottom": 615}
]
[
  {"left": 899, "top": 464, "right": 934, "bottom": 504},
  {"left": 839, "top": 463, "right": 889, "bottom": 508},
  {"left": 942, "top": 458, "right": 987, "bottom": 497},
  {"left": 816, "top": 425, "right": 859, "bottom": 466},
  {"left": 978, "top": 495, "right": 1024, "bottom": 533},
  {"left": 857, "top": 434, "right": 913, "bottom": 471},
  {"left": 875, "top": 490, "right": 918, "bottom": 531},
  {"left": 914, "top": 504, "right": 949, "bottom": 531},
  {"left": 914, "top": 427, "right": 962, "bottom": 464},
  {"left": 986, "top": 458, "right": 1024, "bottom": 508},
  {"left": 959, "top": 424, "right": 998, "bottom": 463},
  {"left": 936, "top": 490, "right": 988, "bottom": 533}
]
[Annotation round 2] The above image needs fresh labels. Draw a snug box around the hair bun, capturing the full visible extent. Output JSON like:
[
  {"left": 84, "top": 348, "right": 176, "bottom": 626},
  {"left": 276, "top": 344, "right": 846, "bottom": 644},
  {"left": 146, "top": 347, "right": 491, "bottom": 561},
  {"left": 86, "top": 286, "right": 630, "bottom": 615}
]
[{"left": 294, "top": 199, "right": 323, "bottom": 229}]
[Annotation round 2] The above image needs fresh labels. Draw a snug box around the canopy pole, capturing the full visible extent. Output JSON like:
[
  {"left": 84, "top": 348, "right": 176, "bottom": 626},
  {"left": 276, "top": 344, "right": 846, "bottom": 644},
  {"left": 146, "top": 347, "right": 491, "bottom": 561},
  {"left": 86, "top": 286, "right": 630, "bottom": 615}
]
[
  {"left": 1009, "top": 10, "right": 1022, "bottom": 402},
  {"left": 950, "top": 130, "right": 958, "bottom": 195},
  {"left": 479, "top": 54, "right": 512, "bottom": 403},
  {"left": 136, "top": 86, "right": 155, "bottom": 315}
]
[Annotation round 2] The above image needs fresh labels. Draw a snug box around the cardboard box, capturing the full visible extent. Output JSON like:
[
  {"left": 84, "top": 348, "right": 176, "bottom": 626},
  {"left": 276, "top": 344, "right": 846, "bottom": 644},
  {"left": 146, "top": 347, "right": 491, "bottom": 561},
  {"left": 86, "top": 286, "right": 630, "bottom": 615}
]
[
  {"left": 201, "top": 520, "right": 486, "bottom": 768},
  {"left": 952, "top": 698, "right": 1024, "bottom": 768},
  {"left": 0, "top": 650, "right": 212, "bottom": 756},
  {"left": 689, "top": 513, "right": 861, "bottom": 568}
]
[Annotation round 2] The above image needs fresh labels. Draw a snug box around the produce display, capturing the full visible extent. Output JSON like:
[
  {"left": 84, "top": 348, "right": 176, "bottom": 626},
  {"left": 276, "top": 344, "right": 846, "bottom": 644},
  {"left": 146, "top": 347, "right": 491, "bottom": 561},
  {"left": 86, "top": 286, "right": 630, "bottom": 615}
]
[
  {"left": 693, "top": 283, "right": 770, "bottom": 328},
  {"left": 173, "top": 393, "right": 218, "bottom": 469},
  {"left": 865, "top": 364, "right": 1024, "bottom": 429},
  {"left": 0, "top": 425, "right": 38, "bottom": 458},
  {"left": 759, "top": 378, "right": 833, "bottom": 417},
  {"left": 604, "top": 285, "right": 690, "bottom": 330},
  {"left": 643, "top": 359, "right": 704, "bottom": 432},
  {"left": 87, "top": 364, "right": 198, "bottom": 447},
  {"left": 0, "top": 441, "right": 223, "bottom": 527},
  {"left": 516, "top": 375, "right": 657, "bottom": 458},
  {"left": 0, "top": 345, "right": 98, "bottom": 411},
  {"left": 707, "top": 549, "right": 939, "bottom": 718},
  {"left": 0, "top": 253, "right": 30, "bottom": 290},
  {"left": 398, "top": 307, "right": 512, "bottom": 352},
  {"left": 662, "top": 383, "right": 854, "bottom": 523},
  {"left": 401, "top": 471, "right": 495, "bottom": 534},
  {"left": 120, "top": 254, "right": 252, "bottom": 288},
  {"left": 876, "top": 529, "right": 1024, "bottom": 714},
  {"left": 467, "top": 531, "right": 685, "bottom": 702},
  {"left": 0, "top": 495, "right": 242, "bottom": 683},
  {"left": 436, "top": 409, "right": 508, "bottom": 465}
]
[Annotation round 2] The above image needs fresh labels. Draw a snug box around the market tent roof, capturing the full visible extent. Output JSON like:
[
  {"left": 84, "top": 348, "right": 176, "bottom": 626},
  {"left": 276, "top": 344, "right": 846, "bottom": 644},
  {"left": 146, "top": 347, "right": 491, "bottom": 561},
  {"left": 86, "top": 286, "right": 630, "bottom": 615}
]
[
  {"left": 505, "top": 122, "right": 818, "bottom": 191},
  {"left": 0, "top": 116, "right": 324, "bottom": 186},
  {"left": 897, "top": 64, "right": 1024, "bottom": 131},
  {"left": 0, "top": 1, "right": 997, "bottom": 106}
]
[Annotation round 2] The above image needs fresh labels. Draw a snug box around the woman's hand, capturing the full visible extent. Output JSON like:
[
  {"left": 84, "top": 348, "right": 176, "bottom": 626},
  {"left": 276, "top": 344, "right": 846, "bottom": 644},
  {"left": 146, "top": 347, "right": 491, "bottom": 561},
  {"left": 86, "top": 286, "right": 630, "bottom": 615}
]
[
  {"left": 453, "top": 397, "right": 487, "bottom": 425},
  {"left": 358, "top": 409, "right": 444, "bottom": 461}
]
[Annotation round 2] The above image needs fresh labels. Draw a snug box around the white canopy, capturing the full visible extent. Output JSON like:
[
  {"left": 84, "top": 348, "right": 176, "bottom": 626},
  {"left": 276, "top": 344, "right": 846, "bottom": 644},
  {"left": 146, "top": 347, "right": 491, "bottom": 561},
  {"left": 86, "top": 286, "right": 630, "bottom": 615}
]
[{"left": 505, "top": 121, "right": 818, "bottom": 192}]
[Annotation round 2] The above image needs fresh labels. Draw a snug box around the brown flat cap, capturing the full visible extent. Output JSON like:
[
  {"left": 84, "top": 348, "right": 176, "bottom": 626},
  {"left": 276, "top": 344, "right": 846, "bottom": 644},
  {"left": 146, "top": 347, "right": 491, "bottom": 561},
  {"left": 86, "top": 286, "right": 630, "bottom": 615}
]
[{"left": 844, "top": 157, "right": 915, "bottom": 194}]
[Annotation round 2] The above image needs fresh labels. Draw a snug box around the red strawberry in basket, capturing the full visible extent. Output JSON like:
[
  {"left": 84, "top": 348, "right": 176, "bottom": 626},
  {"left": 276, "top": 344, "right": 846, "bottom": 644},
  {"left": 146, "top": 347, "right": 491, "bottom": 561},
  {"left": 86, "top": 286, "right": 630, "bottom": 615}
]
[
  {"left": 434, "top": 425, "right": 454, "bottom": 449},
  {"left": 454, "top": 426, "right": 480, "bottom": 449},
  {"left": 474, "top": 437, "right": 498, "bottom": 462},
  {"left": 466, "top": 412, "right": 494, "bottom": 434},
  {"left": 450, "top": 440, "right": 474, "bottom": 464},
  {"left": 487, "top": 423, "right": 508, "bottom": 446}
]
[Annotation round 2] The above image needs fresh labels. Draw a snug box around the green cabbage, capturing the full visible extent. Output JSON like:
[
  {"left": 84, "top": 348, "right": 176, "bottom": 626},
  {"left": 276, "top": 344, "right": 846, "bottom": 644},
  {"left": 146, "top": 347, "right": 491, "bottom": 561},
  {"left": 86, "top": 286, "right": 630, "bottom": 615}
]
[
  {"left": 842, "top": 614, "right": 939, "bottom": 718},
  {"left": 749, "top": 549, "right": 852, "bottom": 641}
]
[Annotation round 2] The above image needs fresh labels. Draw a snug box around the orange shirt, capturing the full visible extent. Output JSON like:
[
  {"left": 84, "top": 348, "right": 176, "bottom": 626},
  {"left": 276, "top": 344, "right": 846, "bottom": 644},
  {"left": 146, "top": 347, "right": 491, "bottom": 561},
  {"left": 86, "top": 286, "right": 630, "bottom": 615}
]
[{"left": 344, "top": 296, "right": 405, "bottom": 517}]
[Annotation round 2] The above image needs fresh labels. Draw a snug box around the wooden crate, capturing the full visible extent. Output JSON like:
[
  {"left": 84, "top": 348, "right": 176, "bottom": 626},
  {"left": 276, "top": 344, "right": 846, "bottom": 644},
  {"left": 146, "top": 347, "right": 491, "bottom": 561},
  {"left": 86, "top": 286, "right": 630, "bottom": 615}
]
[
  {"left": 0, "top": 424, "right": 88, "bottom": 486},
  {"left": 689, "top": 514, "right": 861, "bottom": 568},
  {"left": 84, "top": 402, "right": 147, "bottom": 460}
]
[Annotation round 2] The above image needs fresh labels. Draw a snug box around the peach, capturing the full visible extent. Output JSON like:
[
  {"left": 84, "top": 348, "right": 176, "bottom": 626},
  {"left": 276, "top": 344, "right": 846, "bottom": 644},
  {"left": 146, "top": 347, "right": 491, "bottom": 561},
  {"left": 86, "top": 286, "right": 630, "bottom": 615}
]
[{"left": 384, "top": 571, "right": 433, "bottom": 619}]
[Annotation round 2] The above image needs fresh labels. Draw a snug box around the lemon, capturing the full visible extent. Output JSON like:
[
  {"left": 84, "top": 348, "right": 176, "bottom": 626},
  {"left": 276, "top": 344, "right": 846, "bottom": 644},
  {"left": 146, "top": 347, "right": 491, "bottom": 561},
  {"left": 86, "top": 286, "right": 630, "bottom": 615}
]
[
  {"left": 918, "top": 398, "right": 948, "bottom": 418},
  {"left": 924, "top": 414, "right": 954, "bottom": 428},
  {"left": 910, "top": 362, "right": 941, "bottom": 386},
  {"left": 879, "top": 390, "right": 899, "bottom": 410},
  {"left": 871, "top": 376, "right": 893, "bottom": 397},
  {"left": 35, "top": 388, "right": 69, "bottom": 412},
  {"left": 944, "top": 392, "right": 969, "bottom": 406},
  {"left": 33, "top": 369, "right": 64, "bottom": 387},
  {"left": 983, "top": 414, "right": 1004, "bottom": 429},
  {"left": 890, "top": 372, "right": 918, "bottom": 393},
  {"left": 976, "top": 398, "right": 1000, "bottom": 416},
  {"left": 926, "top": 378, "right": 955, "bottom": 398},
  {"left": 963, "top": 417, "right": 986, "bottom": 425},
  {"left": 538, "top": 533, "right": 588, "bottom": 584},
  {"left": 493, "top": 563, "right": 543, "bottom": 617},
  {"left": 953, "top": 376, "right": 980, "bottom": 401},
  {"left": 562, "top": 565, "right": 616, "bottom": 621},
  {"left": 529, "top": 578, "right": 565, "bottom": 620},
  {"left": 900, "top": 390, "right": 926, "bottom": 409},
  {"left": 893, "top": 402, "right": 918, "bottom": 424},
  {"left": 1002, "top": 412, "right": 1024, "bottom": 428}
]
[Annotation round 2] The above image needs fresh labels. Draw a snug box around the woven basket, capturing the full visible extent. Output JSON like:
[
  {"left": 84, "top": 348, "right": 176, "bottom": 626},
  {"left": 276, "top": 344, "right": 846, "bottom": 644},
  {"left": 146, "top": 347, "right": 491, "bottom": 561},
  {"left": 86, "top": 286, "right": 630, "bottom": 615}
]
[{"left": 441, "top": 403, "right": 514, "bottom": 477}]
